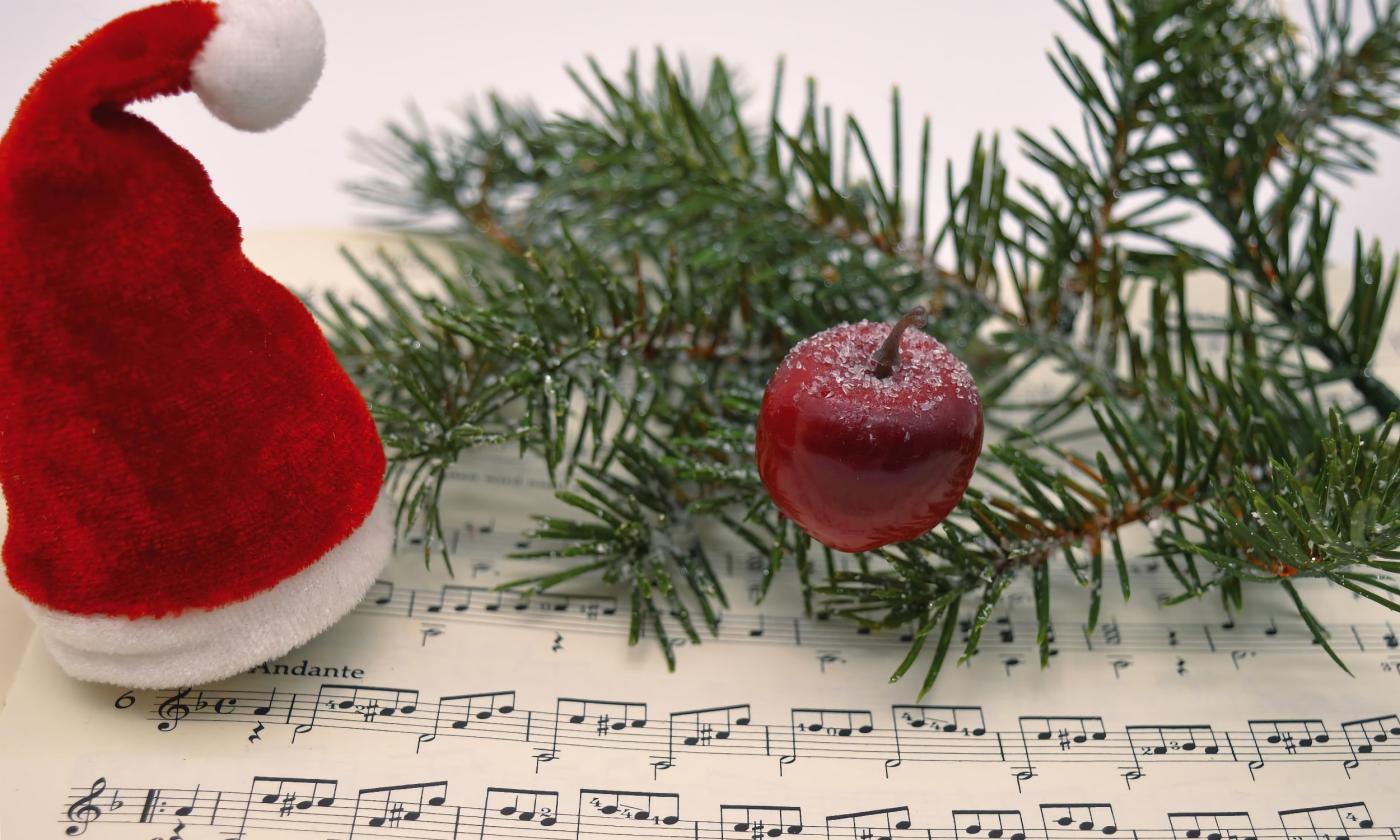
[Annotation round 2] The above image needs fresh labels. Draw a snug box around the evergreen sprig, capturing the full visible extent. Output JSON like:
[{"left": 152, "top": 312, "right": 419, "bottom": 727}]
[{"left": 323, "top": 0, "right": 1400, "bottom": 695}]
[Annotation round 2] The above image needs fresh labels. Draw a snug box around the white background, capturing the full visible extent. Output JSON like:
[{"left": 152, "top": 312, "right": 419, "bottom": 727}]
[{"left": 3, "top": 0, "right": 1399, "bottom": 251}]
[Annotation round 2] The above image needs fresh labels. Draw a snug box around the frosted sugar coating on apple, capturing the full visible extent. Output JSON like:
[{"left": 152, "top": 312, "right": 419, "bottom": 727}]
[
  {"left": 779, "top": 321, "right": 980, "bottom": 410},
  {"left": 756, "top": 316, "right": 984, "bottom": 553}
]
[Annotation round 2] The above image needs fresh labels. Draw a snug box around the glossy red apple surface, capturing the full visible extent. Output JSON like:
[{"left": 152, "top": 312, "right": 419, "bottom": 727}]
[{"left": 755, "top": 310, "right": 983, "bottom": 552}]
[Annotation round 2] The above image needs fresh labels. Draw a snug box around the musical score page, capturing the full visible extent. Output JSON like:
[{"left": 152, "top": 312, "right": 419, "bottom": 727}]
[{"left": 2, "top": 231, "right": 1399, "bottom": 840}]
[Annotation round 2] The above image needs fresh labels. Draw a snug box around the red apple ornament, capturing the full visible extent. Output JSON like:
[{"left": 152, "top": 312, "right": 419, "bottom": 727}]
[{"left": 756, "top": 307, "right": 984, "bottom": 552}]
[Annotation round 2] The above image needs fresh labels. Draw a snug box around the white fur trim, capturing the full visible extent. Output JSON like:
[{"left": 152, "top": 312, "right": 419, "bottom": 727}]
[
  {"left": 23, "top": 494, "right": 392, "bottom": 689},
  {"left": 191, "top": 0, "right": 326, "bottom": 132}
]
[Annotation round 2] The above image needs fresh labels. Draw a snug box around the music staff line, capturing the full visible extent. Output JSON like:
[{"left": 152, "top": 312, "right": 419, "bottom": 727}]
[
  {"left": 60, "top": 775, "right": 1397, "bottom": 840},
  {"left": 410, "top": 488, "right": 1393, "bottom": 587},
  {"left": 407, "top": 486, "right": 1397, "bottom": 598},
  {"left": 356, "top": 581, "right": 1400, "bottom": 661},
  {"left": 133, "top": 684, "right": 1400, "bottom": 786}
]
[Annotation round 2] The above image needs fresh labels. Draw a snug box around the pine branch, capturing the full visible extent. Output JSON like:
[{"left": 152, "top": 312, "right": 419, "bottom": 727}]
[{"left": 325, "top": 0, "right": 1400, "bottom": 692}]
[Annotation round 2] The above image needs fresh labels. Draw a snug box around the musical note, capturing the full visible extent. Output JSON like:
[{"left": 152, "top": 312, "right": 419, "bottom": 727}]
[
  {"left": 1125, "top": 724, "right": 1223, "bottom": 758},
  {"left": 368, "top": 579, "right": 395, "bottom": 606},
  {"left": 1041, "top": 803, "right": 1118, "bottom": 836},
  {"left": 333, "top": 685, "right": 419, "bottom": 720},
  {"left": 251, "top": 687, "right": 279, "bottom": 717},
  {"left": 1340, "top": 714, "right": 1400, "bottom": 763},
  {"left": 894, "top": 704, "right": 988, "bottom": 735},
  {"left": 1278, "top": 802, "right": 1375, "bottom": 840},
  {"left": 481, "top": 786, "right": 559, "bottom": 829},
  {"left": 721, "top": 804, "right": 805, "bottom": 838},
  {"left": 545, "top": 697, "right": 648, "bottom": 761},
  {"left": 532, "top": 591, "right": 585, "bottom": 613},
  {"left": 826, "top": 805, "right": 913, "bottom": 840},
  {"left": 352, "top": 780, "right": 448, "bottom": 833},
  {"left": 782, "top": 708, "right": 875, "bottom": 767},
  {"left": 463, "top": 517, "right": 495, "bottom": 539},
  {"left": 1247, "top": 719, "right": 1330, "bottom": 774},
  {"left": 1168, "top": 811, "right": 1259, "bottom": 840},
  {"left": 791, "top": 707, "right": 875, "bottom": 737},
  {"left": 294, "top": 684, "right": 421, "bottom": 742},
  {"left": 955, "top": 809, "right": 1028, "bottom": 840},
  {"left": 751, "top": 614, "right": 767, "bottom": 638},
  {"left": 997, "top": 616, "right": 1016, "bottom": 644},
  {"left": 420, "top": 622, "right": 445, "bottom": 645},
  {"left": 669, "top": 704, "right": 752, "bottom": 756},
  {"left": 888, "top": 705, "right": 990, "bottom": 773},
  {"left": 580, "top": 597, "right": 617, "bottom": 620},
  {"left": 582, "top": 788, "right": 681, "bottom": 824},
  {"left": 136, "top": 786, "right": 203, "bottom": 823},
  {"left": 238, "top": 777, "right": 337, "bottom": 837},
  {"left": 443, "top": 690, "right": 517, "bottom": 728},
  {"left": 1020, "top": 716, "right": 1107, "bottom": 757},
  {"left": 414, "top": 689, "right": 517, "bottom": 752},
  {"left": 424, "top": 584, "right": 476, "bottom": 613},
  {"left": 1011, "top": 716, "right": 1107, "bottom": 783},
  {"left": 1101, "top": 621, "right": 1123, "bottom": 646}
]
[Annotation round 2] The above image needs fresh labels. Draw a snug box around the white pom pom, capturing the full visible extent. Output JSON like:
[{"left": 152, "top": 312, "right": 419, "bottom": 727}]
[{"left": 191, "top": 0, "right": 325, "bottom": 132}]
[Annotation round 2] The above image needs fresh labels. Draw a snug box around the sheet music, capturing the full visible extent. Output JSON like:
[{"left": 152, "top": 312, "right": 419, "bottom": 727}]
[
  {"left": 3, "top": 444, "right": 1400, "bottom": 840},
  {"left": 2, "top": 231, "right": 1399, "bottom": 839}
]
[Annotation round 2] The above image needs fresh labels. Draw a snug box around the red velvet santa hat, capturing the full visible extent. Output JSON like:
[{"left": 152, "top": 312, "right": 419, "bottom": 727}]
[{"left": 0, "top": 0, "right": 391, "bottom": 688}]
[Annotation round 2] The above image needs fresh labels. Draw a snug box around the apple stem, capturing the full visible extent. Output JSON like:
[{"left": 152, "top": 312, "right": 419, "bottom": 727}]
[{"left": 871, "top": 306, "right": 929, "bottom": 379}]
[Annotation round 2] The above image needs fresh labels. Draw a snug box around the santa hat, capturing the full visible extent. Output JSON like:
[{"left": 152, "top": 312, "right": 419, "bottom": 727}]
[{"left": 0, "top": 0, "right": 392, "bottom": 688}]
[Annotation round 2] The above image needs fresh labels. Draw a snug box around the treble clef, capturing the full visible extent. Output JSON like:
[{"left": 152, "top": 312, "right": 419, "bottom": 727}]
[
  {"left": 65, "top": 777, "right": 106, "bottom": 836},
  {"left": 157, "top": 687, "right": 193, "bottom": 732}
]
